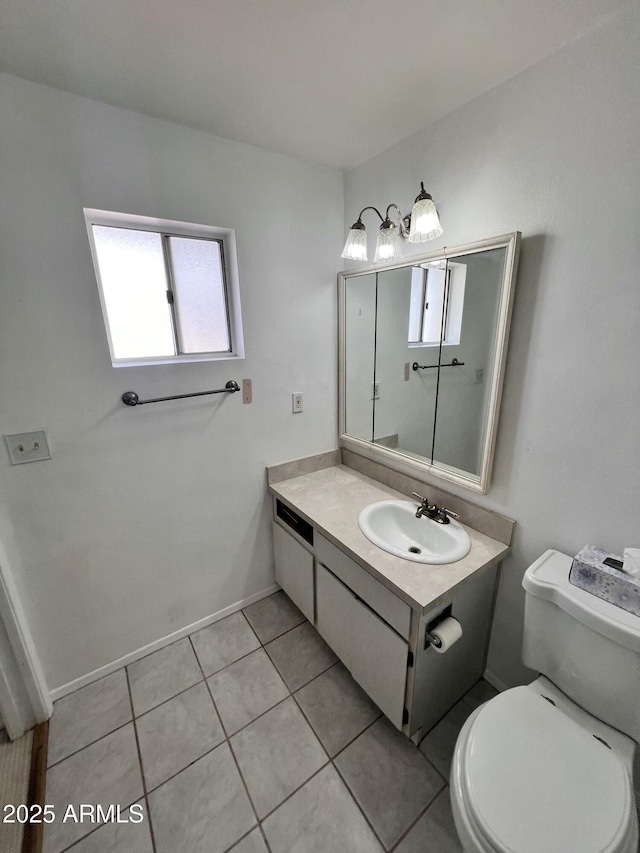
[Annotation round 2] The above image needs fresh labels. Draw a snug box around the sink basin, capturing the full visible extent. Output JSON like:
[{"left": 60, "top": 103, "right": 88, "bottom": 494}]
[{"left": 358, "top": 500, "right": 471, "bottom": 564}]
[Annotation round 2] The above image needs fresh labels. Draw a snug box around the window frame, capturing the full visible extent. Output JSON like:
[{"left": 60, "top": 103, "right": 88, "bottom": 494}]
[{"left": 84, "top": 208, "right": 245, "bottom": 367}]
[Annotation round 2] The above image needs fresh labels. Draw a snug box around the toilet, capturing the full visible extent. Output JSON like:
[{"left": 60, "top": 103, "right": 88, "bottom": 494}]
[{"left": 450, "top": 549, "right": 640, "bottom": 853}]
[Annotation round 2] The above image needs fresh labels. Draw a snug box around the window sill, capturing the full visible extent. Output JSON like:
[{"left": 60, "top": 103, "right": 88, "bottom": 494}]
[{"left": 111, "top": 351, "right": 244, "bottom": 368}]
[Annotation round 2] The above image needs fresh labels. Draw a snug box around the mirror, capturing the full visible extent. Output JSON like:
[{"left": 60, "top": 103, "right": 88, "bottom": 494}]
[{"left": 339, "top": 233, "right": 520, "bottom": 493}]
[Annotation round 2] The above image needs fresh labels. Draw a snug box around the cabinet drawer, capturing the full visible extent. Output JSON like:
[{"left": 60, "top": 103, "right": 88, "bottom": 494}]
[
  {"left": 272, "top": 523, "right": 314, "bottom": 623},
  {"left": 316, "top": 533, "right": 411, "bottom": 640},
  {"left": 316, "top": 563, "right": 408, "bottom": 729}
]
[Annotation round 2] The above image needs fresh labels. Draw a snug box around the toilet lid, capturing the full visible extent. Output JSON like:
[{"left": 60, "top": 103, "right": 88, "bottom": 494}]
[{"left": 461, "top": 687, "right": 633, "bottom": 853}]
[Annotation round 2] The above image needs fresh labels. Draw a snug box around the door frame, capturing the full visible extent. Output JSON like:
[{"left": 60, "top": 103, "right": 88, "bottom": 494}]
[{"left": 0, "top": 541, "right": 51, "bottom": 739}]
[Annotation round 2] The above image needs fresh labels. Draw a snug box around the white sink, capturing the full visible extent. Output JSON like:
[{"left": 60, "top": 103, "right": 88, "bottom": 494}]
[{"left": 358, "top": 500, "right": 471, "bottom": 564}]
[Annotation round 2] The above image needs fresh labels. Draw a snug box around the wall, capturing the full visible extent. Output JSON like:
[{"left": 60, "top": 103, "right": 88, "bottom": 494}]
[
  {"left": 0, "top": 74, "right": 342, "bottom": 693},
  {"left": 344, "top": 3, "right": 640, "bottom": 688}
]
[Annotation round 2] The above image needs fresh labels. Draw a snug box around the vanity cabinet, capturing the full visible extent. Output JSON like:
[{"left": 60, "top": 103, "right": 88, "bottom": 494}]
[
  {"left": 271, "top": 491, "right": 501, "bottom": 740},
  {"left": 316, "top": 562, "right": 408, "bottom": 728},
  {"left": 272, "top": 522, "right": 314, "bottom": 624}
]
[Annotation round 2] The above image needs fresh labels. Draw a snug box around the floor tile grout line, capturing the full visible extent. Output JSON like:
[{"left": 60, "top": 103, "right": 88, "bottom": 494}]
[
  {"left": 327, "top": 731, "right": 390, "bottom": 851},
  {"left": 56, "top": 791, "right": 148, "bottom": 853},
  {"left": 256, "top": 759, "right": 332, "bottom": 824},
  {"left": 237, "top": 607, "right": 263, "bottom": 644},
  {"left": 290, "top": 658, "right": 340, "bottom": 693},
  {"left": 49, "top": 668, "right": 210, "bottom": 772},
  {"left": 300, "top": 702, "right": 444, "bottom": 853},
  {"left": 125, "top": 667, "right": 158, "bottom": 853},
  {"left": 254, "top": 616, "right": 308, "bottom": 648},
  {"left": 222, "top": 825, "right": 270, "bottom": 853},
  {"left": 131, "top": 671, "right": 205, "bottom": 719},
  {"left": 386, "top": 781, "right": 449, "bottom": 852},
  {"left": 284, "top": 688, "right": 388, "bottom": 851},
  {"left": 188, "top": 621, "right": 342, "bottom": 848},
  {"left": 144, "top": 739, "right": 228, "bottom": 797},
  {"left": 46, "top": 716, "right": 134, "bottom": 770},
  {"left": 190, "top": 634, "right": 269, "bottom": 850},
  {"left": 136, "top": 642, "right": 310, "bottom": 798},
  {"left": 265, "top": 649, "right": 339, "bottom": 695}
]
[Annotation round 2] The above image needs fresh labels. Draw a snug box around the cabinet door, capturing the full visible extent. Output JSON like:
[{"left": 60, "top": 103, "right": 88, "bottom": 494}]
[
  {"left": 316, "top": 563, "right": 408, "bottom": 729},
  {"left": 272, "top": 523, "right": 314, "bottom": 623}
]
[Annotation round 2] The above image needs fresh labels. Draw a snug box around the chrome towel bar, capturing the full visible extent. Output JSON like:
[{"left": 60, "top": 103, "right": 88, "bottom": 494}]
[
  {"left": 122, "top": 380, "right": 240, "bottom": 407},
  {"left": 412, "top": 359, "right": 464, "bottom": 371}
]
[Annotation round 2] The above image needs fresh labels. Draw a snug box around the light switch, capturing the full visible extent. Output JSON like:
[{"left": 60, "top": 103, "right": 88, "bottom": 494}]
[
  {"left": 4, "top": 430, "right": 52, "bottom": 465},
  {"left": 242, "top": 379, "right": 252, "bottom": 404}
]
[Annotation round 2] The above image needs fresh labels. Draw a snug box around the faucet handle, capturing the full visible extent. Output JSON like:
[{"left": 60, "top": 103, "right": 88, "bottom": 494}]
[
  {"left": 440, "top": 507, "right": 460, "bottom": 521},
  {"left": 411, "top": 492, "right": 428, "bottom": 504}
]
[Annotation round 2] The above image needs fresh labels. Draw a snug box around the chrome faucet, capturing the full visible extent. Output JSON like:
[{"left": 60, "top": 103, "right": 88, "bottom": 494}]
[
  {"left": 412, "top": 492, "right": 438, "bottom": 520},
  {"left": 412, "top": 492, "right": 460, "bottom": 525}
]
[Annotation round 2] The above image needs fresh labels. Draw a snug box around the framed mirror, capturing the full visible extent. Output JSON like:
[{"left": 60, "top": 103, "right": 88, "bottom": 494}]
[{"left": 338, "top": 232, "right": 520, "bottom": 493}]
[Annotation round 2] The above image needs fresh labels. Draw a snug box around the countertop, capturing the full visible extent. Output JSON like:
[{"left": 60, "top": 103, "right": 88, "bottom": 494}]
[{"left": 269, "top": 464, "right": 510, "bottom": 613}]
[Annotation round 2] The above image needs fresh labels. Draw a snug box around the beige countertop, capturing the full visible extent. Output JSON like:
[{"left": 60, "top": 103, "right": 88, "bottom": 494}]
[{"left": 269, "top": 464, "right": 510, "bottom": 613}]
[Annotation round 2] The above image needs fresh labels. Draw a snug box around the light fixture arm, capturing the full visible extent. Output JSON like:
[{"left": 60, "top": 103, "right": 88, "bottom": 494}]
[
  {"left": 385, "top": 203, "right": 412, "bottom": 241},
  {"left": 353, "top": 206, "right": 384, "bottom": 226}
]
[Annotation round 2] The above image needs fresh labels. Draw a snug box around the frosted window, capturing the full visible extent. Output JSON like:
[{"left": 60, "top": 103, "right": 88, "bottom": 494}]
[
  {"left": 168, "top": 237, "right": 230, "bottom": 353},
  {"left": 86, "top": 209, "right": 244, "bottom": 366},
  {"left": 92, "top": 226, "right": 175, "bottom": 359}
]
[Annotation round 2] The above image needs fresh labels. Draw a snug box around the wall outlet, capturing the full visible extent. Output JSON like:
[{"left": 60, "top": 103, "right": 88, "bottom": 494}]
[
  {"left": 371, "top": 381, "right": 380, "bottom": 400},
  {"left": 292, "top": 392, "right": 303, "bottom": 413},
  {"left": 242, "top": 378, "right": 252, "bottom": 404},
  {"left": 4, "top": 430, "right": 52, "bottom": 465}
]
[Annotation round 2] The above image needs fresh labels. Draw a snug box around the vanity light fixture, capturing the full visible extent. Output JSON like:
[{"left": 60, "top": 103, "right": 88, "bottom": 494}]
[{"left": 341, "top": 182, "right": 442, "bottom": 262}]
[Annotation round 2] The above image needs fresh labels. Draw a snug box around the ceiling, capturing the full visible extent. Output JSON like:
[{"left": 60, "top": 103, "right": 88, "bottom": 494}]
[{"left": 0, "top": 0, "right": 626, "bottom": 170}]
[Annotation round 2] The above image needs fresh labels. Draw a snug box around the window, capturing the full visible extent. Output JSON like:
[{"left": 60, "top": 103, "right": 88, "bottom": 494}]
[
  {"left": 84, "top": 209, "right": 244, "bottom": 367},
  {"left": 408, "top": 262, "right": 466, "bottom": 347}
]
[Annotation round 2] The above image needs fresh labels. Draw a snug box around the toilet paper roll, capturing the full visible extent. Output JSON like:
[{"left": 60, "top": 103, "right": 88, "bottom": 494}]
[
  {"left": 429, "top": 616, "right": 462, "bottom": 654},
  {"left": 622, "top": 548, "right": 640, "bottom": 578}
]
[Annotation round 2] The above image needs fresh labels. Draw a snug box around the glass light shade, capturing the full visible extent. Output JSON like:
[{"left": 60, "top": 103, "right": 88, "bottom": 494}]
[
  {"left": 341, "top": 227, "right": 368, "bottom": 261},
  {"left": 374, "top": 225, "right": 402, "bottom": 263},
  {"left": 408, "top": 197, "right": 443, "bottom": 242}
]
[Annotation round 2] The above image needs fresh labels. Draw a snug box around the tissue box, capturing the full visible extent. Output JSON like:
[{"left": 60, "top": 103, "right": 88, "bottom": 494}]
[{"left": 569, "top": 545, "right": 640, "bottom": 616}]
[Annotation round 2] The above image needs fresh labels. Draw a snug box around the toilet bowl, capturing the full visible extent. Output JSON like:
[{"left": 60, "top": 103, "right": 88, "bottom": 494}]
[{"left": 450, "top": 678, "right": 638, "bottom": 853}]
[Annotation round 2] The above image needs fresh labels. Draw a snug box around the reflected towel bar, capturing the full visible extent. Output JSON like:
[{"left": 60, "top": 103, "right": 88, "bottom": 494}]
[
  {"left": 122, "top": 380, "right": 240, "bottom": 407},
  {"left": 412, "top": 359, "right": 464, "bottom": 371}
]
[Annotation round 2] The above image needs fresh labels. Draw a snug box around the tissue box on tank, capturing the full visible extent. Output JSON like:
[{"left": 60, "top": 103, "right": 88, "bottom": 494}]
[{"left": 569, "top": 545, "right": 640, "bottom": 617}]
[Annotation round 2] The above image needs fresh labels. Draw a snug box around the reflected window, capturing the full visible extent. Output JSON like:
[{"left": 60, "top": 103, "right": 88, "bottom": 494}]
[{"left": 408, "top": 263, "right": 466, "bottom": 346}]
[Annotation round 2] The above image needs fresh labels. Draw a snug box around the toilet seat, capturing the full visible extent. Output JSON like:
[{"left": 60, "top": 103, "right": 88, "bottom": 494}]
[{"left": 452, "top": 686, "right": 638, "bottom": 853}]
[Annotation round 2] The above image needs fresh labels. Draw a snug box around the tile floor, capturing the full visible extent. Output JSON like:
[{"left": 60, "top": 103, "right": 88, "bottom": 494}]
[{"left": 44, "top": 590, "right": 493, "bottom": 853}]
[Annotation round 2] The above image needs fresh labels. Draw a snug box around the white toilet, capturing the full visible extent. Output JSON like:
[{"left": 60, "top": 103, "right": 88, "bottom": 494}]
[{"left": 450, "top": 549, "right": 640, "bottom": 853}]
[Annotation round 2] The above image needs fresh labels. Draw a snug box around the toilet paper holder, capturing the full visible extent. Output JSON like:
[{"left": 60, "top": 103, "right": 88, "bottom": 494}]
[{"left": 425, "top": 604, "right": 453, "bottom": 649}]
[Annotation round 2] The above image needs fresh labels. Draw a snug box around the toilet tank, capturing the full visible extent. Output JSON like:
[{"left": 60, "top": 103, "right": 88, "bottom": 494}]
[{"left": 522, "top": 550, "right": 640, "bottom": 742}]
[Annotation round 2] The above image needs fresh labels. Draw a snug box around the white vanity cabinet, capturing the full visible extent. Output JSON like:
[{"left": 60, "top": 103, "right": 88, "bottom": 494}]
[
  {"left": 272, "top": 522, "right": 314, "bottom": 623},
  {"left": 316, "top": 561, "right": 408, "bottom": 728},
  {"left": 271, "top": 492, "right": 502, "bottom": 739}
]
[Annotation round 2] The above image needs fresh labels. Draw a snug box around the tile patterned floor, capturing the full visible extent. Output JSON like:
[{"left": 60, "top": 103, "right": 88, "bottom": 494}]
[{"left": 44, "top": 591, "right": 486, "bottom": 853}]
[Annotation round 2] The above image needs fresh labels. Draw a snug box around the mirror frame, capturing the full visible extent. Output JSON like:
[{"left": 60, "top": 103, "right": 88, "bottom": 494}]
[{"left": 338, "top": 232, "right": 521, "bottom": 494}]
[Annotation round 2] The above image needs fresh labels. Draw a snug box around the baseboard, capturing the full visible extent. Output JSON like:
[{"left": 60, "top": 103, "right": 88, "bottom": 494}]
[
  {"left": 482, "top": 668, "right": 509, "bottom": 693},
  {"left": 50, "top": 584, "right": 280, "bottom": 701}
]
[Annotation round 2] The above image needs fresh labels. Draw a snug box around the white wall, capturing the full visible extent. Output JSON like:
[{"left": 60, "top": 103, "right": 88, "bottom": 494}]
[
  {"left": 0, "top": 73, "right": 342, "bottom": 693},
  {"left": 344, "top": 4, "right": 640, "bottom": 688}
]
